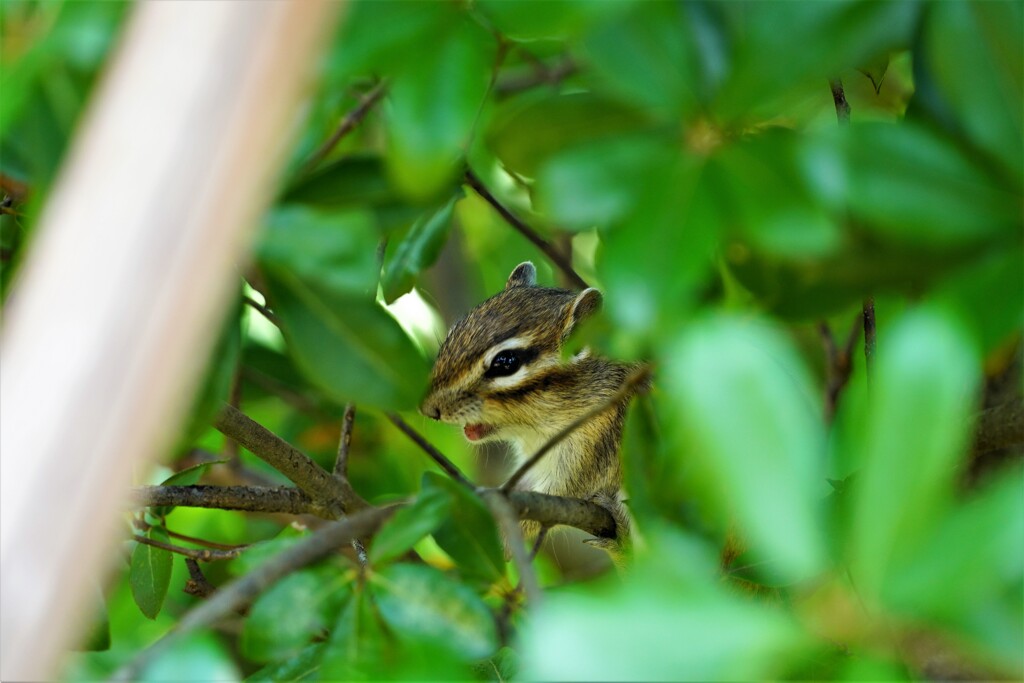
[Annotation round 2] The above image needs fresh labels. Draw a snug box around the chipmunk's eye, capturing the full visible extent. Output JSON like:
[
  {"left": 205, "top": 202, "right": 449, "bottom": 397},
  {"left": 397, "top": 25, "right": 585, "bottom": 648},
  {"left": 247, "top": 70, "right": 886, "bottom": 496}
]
[{"left": 485, "top": 349, "right": 525, "bottom": 378}]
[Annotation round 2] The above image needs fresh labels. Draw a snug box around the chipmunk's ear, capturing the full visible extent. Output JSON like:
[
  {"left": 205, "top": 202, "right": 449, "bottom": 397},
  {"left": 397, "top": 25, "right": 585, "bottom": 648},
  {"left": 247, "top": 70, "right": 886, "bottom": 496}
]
[
  {"left": 564, "top": 287, "right": 602, "bottom": 337},
  {"left": 506, "top": 262, "right": 537, "bottom": 289}
]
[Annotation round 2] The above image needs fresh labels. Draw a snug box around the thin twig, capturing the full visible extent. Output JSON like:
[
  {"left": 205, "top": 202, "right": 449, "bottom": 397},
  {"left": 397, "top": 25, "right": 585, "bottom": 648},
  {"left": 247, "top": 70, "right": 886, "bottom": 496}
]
[
  {"left": 819, "top": 314, "right": 861, "bottom": 421},
  {"left": 464, "top": 169, "right": 588, "bottom": 290},
  {"left": 214, "top": 404, "right": 368, "bottom": 515},
  {"left": 113, "top": 506, "right": 396, "bottom": 682},
  {"left": 863, "top": 297, "right": 876, "bottom": 384},
  {"left": 829, "top": 78, "right": 850, "bottom": 123},
  {"left": 243, "top": 295, "right": 280, "bottom": 327},
  {"left": 482, "top": 491, "right": 542, "bottom": 605},
  {"left": 334, "top": 403, "right": 356, "bottom": 477},
  {"left": 386, "top": 412, "right": 475, "bottom": 489},
  {"left": 133, "top": 534, "right": 245, "bottom": 561},
  {"left": 297, "top": 80, "right": 387, "bottom": 178},
  {"left": 529, "top": 527, "right": 548, "bottom": 561},
  {"left": 184, "top": 559, "right": 217, "bottom": 598},
  {"left": 502, "top": 367, "right": 651, "bottom": 493}
]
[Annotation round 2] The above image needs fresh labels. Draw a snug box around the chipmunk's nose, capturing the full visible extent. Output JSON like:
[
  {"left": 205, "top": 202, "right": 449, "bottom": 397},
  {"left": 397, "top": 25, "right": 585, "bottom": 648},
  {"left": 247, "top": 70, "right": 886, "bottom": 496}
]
[{"left": 420, "top": 398, "right": 441, "bottom": 421}]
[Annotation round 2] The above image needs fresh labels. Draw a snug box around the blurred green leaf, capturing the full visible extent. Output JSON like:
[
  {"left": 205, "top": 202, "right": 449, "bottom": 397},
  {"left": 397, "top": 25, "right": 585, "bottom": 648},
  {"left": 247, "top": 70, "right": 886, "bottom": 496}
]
[
  {"left": 246, "top": 643, "right": 323, "bottom": 682},
  {"left": 282, "top": 156, "right": 396, "bottom": 210},
  {"left": 381, "top": 191, "right": 460, "bottom": 303},
  {"left": 846, "top": 309, "right": 980, "bottom": 599},
  {"left": 663, "top": 316, "right": 828, "bottom": 583},
  {"left": 258, "top": 205, "right": 380, "bottom": 299},
  {"left": 920, "top": 0, "right": 1023, "bottom": 181},
  {"left": 583, "top": 0, "right": 705, "bottom": 118},
  {"left": 369, "top": 486, "right": 451, "bottom": 565},
  {"left": 372, "top": 563, "right": 498, "bottom": 660},
  {"left": 76, "top": 582, "right": 110, "bottom": 652},
  {"left": 180, "top": 306, "right": 241, "bottom": 444},
  {"left": 487, "top": 91, "right": 650, "bottom": 176},
  {"left": 318, "top": 585, "right": 391, "bottom": 681},
  {"left": 423, "top": 472, "right": 506, "bottom": 586},
  {"left": 386, "top": 17, "right": 494, "bottom": 200},
  {"left": 230, "top": 527, "right": 306, "bottom": 577},
  {"left": 129, "top": 527, "right": 173, "bottom": 620},
  {"left": 264, "top": 267, "right": 430, "bottom": 410},
  {"left": 716, "top": 0, "right": 919, "bottom": 120},
  {"left": 241, "top": 566, "right": 350, "bottom": 663},
  {"left": 140, "top": 632, "right": 241, "bottom": 682},
  {"left": 476, "top": 0, "right": 629, "bottom": 41},
  {"left": 521, "top": 538, "right": 811, "bottom": 680}
]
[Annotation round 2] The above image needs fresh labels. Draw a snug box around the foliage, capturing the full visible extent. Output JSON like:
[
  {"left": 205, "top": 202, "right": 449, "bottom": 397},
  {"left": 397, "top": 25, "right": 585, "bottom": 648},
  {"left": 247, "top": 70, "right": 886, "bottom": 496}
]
[{"left": 2, "top": 0, "right": 1021, "bottom": 680}]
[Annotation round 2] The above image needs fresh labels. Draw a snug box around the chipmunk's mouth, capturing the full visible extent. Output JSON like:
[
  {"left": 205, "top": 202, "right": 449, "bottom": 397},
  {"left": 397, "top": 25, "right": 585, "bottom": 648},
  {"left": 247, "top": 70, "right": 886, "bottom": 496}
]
[{"left": 463, "top": 423, "right": 496, "bottom": 442}]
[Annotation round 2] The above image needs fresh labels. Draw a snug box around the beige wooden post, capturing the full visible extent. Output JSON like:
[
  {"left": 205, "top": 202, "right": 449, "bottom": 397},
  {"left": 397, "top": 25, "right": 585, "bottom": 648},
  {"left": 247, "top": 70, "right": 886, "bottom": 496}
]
[{"left": 0, "top": 2, "right": 342, "bottom": 679}]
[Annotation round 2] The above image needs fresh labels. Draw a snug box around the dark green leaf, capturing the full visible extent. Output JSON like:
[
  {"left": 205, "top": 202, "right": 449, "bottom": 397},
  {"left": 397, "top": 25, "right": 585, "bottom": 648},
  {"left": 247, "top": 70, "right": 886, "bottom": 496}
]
[
  {"left": 920, "top": 0, "right": 1023, "bottom": 181},
  {"left": 129, "top": 526, "right": 173, "bottom": 620},
  {"left": 845, "top": 309, "right": 980, "bottom": 598},
  {"left": 476, "top": 0, "right": 629, "bottom": 41},
  {"left": 246, "top": 643, "right": 324, "bottom": 682},
  {"left": 663, "top": 316, "right": 828, "bottom": 583},
  {"left": 487, "top": 91, "right": 650, "bottom": 176},
  {"left": 372, "top": 563, "right": 498, "bottom": 659},
  {"left": 369, "top": 485, "right": 452, "bottom": 565},
  {"left": 282, "top": 156, "right": 396, "bottom": 209},
  {"left": 264, "top": 267, "right": 430, "bottom": 410},
  {"left": 423, "top": 472, "right": 506, "bottom": 585},
  {"left": 179, "top": 305, "right": 242, "bottom": 444},
  {"left": 386, "top": 18, "right": 495, "bottom": 200},
  {"left": 319, "top": 586, "right": 391, "bottom": 681},
  {"left": 381, "top": 191, "right": 460, "bottom": 303},
  {"left": 241, "top": 565, "right": 351, "bottom": 663},
  {"left": 257, "top": 205, "right": 380, "bottom": 299}
]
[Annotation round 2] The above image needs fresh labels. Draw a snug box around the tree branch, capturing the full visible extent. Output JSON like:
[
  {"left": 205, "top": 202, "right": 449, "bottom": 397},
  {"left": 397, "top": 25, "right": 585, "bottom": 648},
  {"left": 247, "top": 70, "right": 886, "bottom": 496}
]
[
  {"left": 463, "top": 169, "right": 588, "bottom": 290},
  {"left": 829, "top": 78, "right": 850, "bottom": 123},
  {"left": 113, "top": 506, "right": 396, "bottom": 682},
  {"left": 297, "top": 80, "right": 387, "bottom": 178},
  {"left": 502, "top": 366, "right": 651, "bottom": 492},
  {"left": 973, "top": 398, "right": 1024, "bottom": 456},
  {"left": 213, "top": 404, "right": 368, "bottom": 515},
  {"left": 386, "top": 412, "right": 476, "bottom": 489},
  {"left": 819, "top": 315, "right": 861, "bottom": 421},
  {"left": 134, "top": 484, "right": 326, "bottom": 517},
  {"left": 863, "top": 297, "right": 877, "bottom": 383}
]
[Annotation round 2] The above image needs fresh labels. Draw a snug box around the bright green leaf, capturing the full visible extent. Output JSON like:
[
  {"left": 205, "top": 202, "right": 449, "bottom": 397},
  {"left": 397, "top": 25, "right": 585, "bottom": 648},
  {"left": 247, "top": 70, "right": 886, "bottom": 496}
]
[
  {"left": 129, "top": 526, "right": 173, "bottom": 620},
  {"left": 476, "top": 0, "right": 630, "bottom": 41},
  {"left": 141, "top": 632, "right": 241, "bottom": 682},
  {"left": 246, "top": 643, "right": 324, "bottom": 682},
  {"left": 369, "top": 486, "right": 452, "bottom": 565},
  {"left": 663, "top": 316, "right": 828, "bottom": 583},
  {"left": 372, "top": 563, "right": 498, "bottom": 660},
  {"left": 847, "top": 309, "right": 981, "bottom": 599}
]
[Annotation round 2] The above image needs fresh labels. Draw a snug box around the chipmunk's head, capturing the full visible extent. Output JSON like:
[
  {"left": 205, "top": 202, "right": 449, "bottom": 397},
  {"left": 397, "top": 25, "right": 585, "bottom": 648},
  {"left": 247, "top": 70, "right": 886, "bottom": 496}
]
[{"left": 420, "top": 262, "right": 602, "bottom": 443}]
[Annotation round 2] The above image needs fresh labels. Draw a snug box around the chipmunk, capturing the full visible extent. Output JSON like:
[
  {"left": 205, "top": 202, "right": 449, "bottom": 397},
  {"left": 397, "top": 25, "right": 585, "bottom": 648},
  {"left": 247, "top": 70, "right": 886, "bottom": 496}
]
[{"left": 420, "top": 262, "right": 640, "bottom": 549}]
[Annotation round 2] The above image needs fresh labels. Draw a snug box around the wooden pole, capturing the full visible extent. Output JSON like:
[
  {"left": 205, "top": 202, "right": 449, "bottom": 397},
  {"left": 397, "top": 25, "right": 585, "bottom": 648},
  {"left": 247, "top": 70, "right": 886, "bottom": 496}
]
[{"left": 0, "top": 2, "right": 341, "bottom": 679}]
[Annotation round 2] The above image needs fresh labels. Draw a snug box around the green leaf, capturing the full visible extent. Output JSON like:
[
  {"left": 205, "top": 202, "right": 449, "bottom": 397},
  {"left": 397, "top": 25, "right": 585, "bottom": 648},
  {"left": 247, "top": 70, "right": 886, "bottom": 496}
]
[
  {"left": 477, "top": 0, "right": 630, "bottom": 41},
  {"left": 179, "top": 305, "right": 242, "bottom": 444},
  {"left": 282, "top": 156, "right": 397, "bottom": 210},
  {"left": 663, "top": 316, "right": 828, "bottom": 583},
  {"left": 141, "top": 632, "right": 241, "bottom": 682},
  {"left": 246, "top": 643, "right": 324, "bottom": 682},
  {"left": 151, "top": 459, "right": 229, "bottom": 518},
  {"left": 846, "top": 309, "right": 980, "bottom": 599},
  {"left": 386, "top": 17, "right": 495, "bottom": 200},
  {"left": 129, "top": 526, "right": 173, "bottom": 620},
  {"left": 520, "top": 536, "right": 810, "bottom": 680},
  {"left": 583, "top": 0, "right": 704, "bottom": 118},
  {"left": 423, "top": 472, "right": 506, "bottom": 585},
  {"left": 372, "top": 563, "right": 498, "bottom": 660},
  {"left": 229, "top": 526, "right": 306, "bottom": 577},
  {"left": 264, "top": 267, "right": 430, "bottom": 410},
  {"left": 381, "top": 191, "right": 460, "bottom": 303},
  {"left": 487, "top": 91, "right": 649, "bottom": 176},
  {"left": 920, "top": 0, "right": 1023, "bottom": 181},
  {"left": 369, "top": 485, "right": 452, "bottom": 565},
  {"left": 241, "top": 565, "right": 351, "bottom": 663},
  {"left": 319, "top": 586, "right": 391, "bottom": 681},
  {"left": 257, "top": 205, "right": 380, "bottom": 299}
]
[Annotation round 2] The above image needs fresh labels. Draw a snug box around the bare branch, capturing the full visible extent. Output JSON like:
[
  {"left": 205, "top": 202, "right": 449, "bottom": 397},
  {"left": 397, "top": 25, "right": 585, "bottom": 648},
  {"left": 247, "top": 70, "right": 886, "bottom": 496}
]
[
  {"left": 134, "top": 484, "right": 325, "bottom": 517},
  {"left": 334, "top": 403, "right": 356, "bottom": 477},
  {"left": 213, "top": 404, "right": 368, "bottom": 514},
  {"left": 184, "top": 559, "right": 217, "bottom": 598},
  {"left": 132, "top": 534, "right": 244, "bottom": 561},
  {"left": 386, "top": 412, "right": 476, "bottom": 489},
  {"left": 829, "top": 78, "right": 850, "bottom": 123},
  {"left": 113, "top": 506, "right": 396, "bottom": 682},
  {"left": 297, "top": 80, "right": 387, "bottom": 178},
  {"left": 973, "top": 398, "right": 1024, "bottom": 456},
  {"left": 242, "top": 295, "right": 280, "bottom": 327},
  {"left": 502, "top": 366, "right": 651, "bottom": 493},
  {"left": 482, "top": 490, "right": 542, "bottom": 605},
  {"left": 819, "top": 314, "right": 861, "bottom": 421},
  {"left": 463, "top": 169, "right": 588, "bottom": 290},
  {"left": 863, "top": 297, "right": 877, "bottom": 383},
  {"left": 506, "top": 490, "right": 616, "bottom": 539}
]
